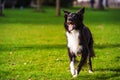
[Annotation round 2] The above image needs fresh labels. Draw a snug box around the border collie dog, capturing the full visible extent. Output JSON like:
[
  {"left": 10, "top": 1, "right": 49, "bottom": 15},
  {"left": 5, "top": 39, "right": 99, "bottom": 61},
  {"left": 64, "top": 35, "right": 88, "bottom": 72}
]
[{"left": 64, "top": 8, "right": 95, "bottom": 77}]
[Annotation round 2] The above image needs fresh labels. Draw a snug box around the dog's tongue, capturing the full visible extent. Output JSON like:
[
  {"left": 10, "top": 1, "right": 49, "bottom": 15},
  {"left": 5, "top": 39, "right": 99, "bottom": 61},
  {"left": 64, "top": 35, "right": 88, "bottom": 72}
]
[{"left": 68, "top": 24, "right": 74, "bottom": 31}]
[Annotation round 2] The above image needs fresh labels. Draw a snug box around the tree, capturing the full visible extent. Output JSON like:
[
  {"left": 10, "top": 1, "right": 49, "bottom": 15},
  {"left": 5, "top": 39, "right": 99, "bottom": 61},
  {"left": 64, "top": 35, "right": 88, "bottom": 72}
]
[
  {"left": 36, "top": 0, "right": 41, "bottom": 12},
  {"left": 90, "top": 0, "right": 95, "bottom": 9},
  {"left": 105, "top": 0, "right": 109, "bottom": 8},
  {"left": 12, "top": 0, "right": 17, "bottom": 9},
  {"left": 56, "top": 0, "right": 60, "bottom": 16},
  {"left": 98, "top": 0, "right": 104, "bottom": 10},
  {"left": 0, "top": 0, "right": 3, "bottom": 16}
]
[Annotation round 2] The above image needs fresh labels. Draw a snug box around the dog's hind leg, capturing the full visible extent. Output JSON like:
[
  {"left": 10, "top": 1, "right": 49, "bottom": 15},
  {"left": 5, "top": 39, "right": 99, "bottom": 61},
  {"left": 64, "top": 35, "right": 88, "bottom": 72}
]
[
  {"left": 88, "top": 38, "right": 95, "bottom": 73},
  {"left": 88, "top": 55, "right": 93, "bottom": 73},
  {"left": 77, "top": 49, "right": 88, "bottom": 74}
]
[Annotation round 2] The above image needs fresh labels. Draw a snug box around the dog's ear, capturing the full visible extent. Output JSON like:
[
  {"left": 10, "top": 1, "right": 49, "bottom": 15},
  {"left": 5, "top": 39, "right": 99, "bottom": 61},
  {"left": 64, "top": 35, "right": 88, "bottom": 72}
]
[
  {"left": 63, "top": 10, "right": 70, "bottom": 16},
  {"left": 76, "top": 7, "right": 85, "bottom": 15}
]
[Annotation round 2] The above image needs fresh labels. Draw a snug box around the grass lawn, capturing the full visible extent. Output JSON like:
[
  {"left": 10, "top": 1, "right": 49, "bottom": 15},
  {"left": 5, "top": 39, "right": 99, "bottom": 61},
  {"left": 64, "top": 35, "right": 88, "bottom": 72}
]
[{"left": 0, "top": 7, "right": 120, "bottom": 80}]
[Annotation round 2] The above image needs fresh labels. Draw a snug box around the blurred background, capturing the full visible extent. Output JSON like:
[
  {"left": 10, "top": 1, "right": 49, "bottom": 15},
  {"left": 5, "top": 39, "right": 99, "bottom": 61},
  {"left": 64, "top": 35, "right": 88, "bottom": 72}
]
[
  {"left": 0, "top": 0, "right": 120, "bottom": 80},
  {"left": 0, "top": 0, "right": 120, "bottom": 16}
]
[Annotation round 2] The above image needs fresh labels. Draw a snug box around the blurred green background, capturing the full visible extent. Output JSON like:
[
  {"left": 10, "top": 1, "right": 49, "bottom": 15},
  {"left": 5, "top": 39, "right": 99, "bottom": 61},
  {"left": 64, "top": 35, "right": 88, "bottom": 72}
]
[{"left": 0, "top": 0, "right": 120, "bottom": 80}]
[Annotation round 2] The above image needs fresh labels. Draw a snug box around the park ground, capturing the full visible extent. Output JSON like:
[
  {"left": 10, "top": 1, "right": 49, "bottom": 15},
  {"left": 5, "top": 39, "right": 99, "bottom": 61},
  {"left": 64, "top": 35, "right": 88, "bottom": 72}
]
[{"left": 0, "top": 7, "right": 120, "bottom": 80}]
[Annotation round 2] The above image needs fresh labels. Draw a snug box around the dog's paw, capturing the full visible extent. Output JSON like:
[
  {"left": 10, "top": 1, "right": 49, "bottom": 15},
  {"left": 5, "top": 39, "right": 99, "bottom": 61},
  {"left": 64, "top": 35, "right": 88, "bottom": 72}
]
[
  {"left": 72, "top": 70, "right": 77, "bottom": 78},
  {"left": 89, "top": 70, "right": 93, "bottom": 74},
  {"left": 73, "top": 74, "right": 77, "bottom": 78}
]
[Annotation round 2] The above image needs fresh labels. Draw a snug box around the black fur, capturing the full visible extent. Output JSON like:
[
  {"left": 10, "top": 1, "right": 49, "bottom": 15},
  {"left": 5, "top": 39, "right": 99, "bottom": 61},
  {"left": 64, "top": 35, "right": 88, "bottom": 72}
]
[{"left": 64, "top": 8, "right": 95, "bottom": 76}]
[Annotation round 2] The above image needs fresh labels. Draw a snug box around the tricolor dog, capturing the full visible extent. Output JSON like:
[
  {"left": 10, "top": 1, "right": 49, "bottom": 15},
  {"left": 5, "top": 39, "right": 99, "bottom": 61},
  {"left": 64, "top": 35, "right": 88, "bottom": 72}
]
[{"left": 64, "top": 8, "right": 95, "bottom": 77}]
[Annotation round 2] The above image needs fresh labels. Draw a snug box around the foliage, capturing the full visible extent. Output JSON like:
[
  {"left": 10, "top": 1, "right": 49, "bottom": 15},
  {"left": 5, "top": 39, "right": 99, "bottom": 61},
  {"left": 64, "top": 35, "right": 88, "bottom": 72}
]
[{"left": 0, "top": 7, "right": 120, "bottom": 80}]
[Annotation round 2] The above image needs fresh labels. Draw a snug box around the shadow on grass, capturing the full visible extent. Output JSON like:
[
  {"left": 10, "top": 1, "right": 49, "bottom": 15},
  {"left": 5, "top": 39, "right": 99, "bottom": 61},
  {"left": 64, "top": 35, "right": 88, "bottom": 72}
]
[
  {"left": 80, "top": 73, "right": 119, "bottom": 80},
  {"left": 76, "top": 68, "right": 120, "bottom": 80},
  {"left": 0, "top": 43, "right": 120, "bottom": 52},
  {"left": 95, "top": 68, "right": 120, "bottom": 73},
  {"left": 0, "top": 44, "right": 66, "bottom": 52},
  {"left": 94, "top": 43, "right": 120, "bottom": 49},
  {"left": 94, "top": 68, "right": 120, "bottom": 79}
]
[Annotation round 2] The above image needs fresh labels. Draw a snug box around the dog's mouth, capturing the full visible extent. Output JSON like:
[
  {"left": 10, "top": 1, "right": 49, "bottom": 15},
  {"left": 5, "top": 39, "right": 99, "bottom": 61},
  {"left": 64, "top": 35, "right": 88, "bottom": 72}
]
[{"left": 67, "top": 21, "right": 75, "bottom": 31}]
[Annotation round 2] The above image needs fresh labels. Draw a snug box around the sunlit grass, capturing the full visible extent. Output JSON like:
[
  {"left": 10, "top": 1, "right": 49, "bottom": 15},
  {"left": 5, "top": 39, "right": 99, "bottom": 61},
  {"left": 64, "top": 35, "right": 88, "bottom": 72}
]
[{"left": 0, "top": 7, "right": 120, "bottom": 80}]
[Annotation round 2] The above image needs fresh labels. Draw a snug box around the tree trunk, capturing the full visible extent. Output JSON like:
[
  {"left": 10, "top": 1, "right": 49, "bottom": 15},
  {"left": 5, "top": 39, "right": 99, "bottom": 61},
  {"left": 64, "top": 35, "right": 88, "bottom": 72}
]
[
  {"left": 105, "top": 0, "right": 109, "bottom": 8},
  {"left": 56, "top": 0, "right": 60, "bottom": 16},
  {"left": 36, "top": 0, "right": 41, "bottom": 12},
  {"left": 90, "top": 0, "right": 95, "bottom": 9},
  {"left": 12, "top": 0, "right": 17, "bottom": 9},
  {"left": 0, "top": 0, "right": 3, "bottom": 16},
  {"left": 98, "top": 0, "right": 104, "bottom": 10}
]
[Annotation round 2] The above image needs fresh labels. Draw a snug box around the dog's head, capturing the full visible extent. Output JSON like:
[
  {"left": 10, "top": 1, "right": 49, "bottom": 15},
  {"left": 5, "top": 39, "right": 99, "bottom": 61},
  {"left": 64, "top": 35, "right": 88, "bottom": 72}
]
[{"left": 64, "top": 8, "right": 85, "bottom": 32}]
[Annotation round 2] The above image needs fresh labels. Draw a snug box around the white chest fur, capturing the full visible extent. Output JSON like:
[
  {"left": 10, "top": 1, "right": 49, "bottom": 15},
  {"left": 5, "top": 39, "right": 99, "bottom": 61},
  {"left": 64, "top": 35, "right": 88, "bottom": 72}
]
[{"left": 66, "top": 30, "right": 82, "bottom": 55}]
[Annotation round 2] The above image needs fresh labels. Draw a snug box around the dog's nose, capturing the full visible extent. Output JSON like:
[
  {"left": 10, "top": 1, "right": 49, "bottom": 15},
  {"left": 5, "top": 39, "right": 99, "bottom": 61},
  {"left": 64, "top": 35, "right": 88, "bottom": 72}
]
[{"left": 68, "top": 18, "right": 71, "bottom": 20}]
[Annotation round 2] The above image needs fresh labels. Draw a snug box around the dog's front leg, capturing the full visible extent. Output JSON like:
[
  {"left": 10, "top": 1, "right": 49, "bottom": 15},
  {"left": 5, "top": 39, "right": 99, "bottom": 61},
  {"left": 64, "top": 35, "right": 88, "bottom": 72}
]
[
  {"left": 68, "top": 48, "right": 77, "bottom": 77},
  {"left": 70, "top": 57, "right": 78, "bottom": 77}
]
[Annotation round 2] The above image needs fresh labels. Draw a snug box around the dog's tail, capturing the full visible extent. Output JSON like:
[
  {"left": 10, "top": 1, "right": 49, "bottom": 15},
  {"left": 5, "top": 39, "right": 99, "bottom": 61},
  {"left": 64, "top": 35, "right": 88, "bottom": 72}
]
[{"left": 88, "top": 36, "right": 95, "bottom": 57}]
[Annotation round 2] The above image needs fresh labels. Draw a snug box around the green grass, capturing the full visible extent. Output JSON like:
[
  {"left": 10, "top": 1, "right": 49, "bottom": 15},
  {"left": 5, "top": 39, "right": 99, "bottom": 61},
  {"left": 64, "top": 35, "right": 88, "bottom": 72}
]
[{"left": 0, "top": 7, "right": 120, "bottom": 80}]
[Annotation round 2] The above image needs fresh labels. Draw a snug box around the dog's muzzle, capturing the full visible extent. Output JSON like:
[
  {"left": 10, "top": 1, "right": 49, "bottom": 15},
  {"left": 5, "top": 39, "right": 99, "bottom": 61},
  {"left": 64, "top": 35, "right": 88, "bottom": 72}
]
[{"left": 67, "top": 20, "right": 75, "bottom": 31}]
